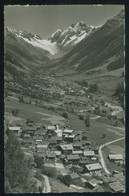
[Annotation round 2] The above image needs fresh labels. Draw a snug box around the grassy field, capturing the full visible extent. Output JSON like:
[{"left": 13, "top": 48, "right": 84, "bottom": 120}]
[
  {"left": 5, "top": 96, "right": 66, "bottom": 125},
  {"left": 86, "top": 117, "right": 122, "bottom": 148}
]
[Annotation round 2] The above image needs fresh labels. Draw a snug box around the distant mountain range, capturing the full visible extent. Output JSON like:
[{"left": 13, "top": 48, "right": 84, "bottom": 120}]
[{"left": 4, "top": 9, "right": 124, "bottom": 76}]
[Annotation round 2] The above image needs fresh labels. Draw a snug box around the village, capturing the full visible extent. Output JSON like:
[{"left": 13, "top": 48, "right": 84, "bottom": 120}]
[{"left": 6, "top": 114, "right": 125, "bottom": 193}]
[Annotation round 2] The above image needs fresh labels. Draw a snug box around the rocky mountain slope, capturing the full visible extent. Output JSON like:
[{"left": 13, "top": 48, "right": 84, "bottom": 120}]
[{"left": 49, "top": 9, "right": 124, "bottom": 74}]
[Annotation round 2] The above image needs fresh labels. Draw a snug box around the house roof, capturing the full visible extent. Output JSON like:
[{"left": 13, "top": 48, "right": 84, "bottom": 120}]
[
  {"left": 33, "top": 136, "right": 43, "bottom": 140},
  {"left": 109, "top": 181, "right": 124, "bottom": 192},
  {"left": 85, "top": 163, "right": 102, "bottom": 171},
  {"left": 48, "top": 140, "right": 57, "bottom": 144},
  {"left": 89, "top": 178, "right": 99, "bottom": 186},
  {"left": 63, "top": 129, "right": 73, "bottom": 134},
  {"left": 60, "top": 144, "right": 73, "bottom": 150},
  {"left": 37, "top": 153, "right": 46, "bottom": 158},
  {"left": 37, "top": 148, "right": 46, "bottom": 153},
  {"left": 9, "top": 126, "right": 21, "bottom": 131},
  {"left": 73, "top": 143, "right": 82, "bottom": 147},
  {"left": 67, "top": 155, "right": 80, "bottom": 160},
  {"left": 44, "top": 162, "right": 55, "bottom": 168},
  {"left": 72, "top": 150, "right": 83, "bottom": 155},
  {"left": 37, "top": 144, "right": 48, "bottom": 149},
  {"left": 65, "top": 135, "right": 75, "bottom": 138},
  {"left": 52, "top": 137, "right": 62, "bottom": 141},
  {"left": 24, "top": 127, "right": 36, "bottom": 131},
  {"left": 114, "top": 173, "right": 125, "bottom": 180},
  {"left": 47, "top": 125, "right": 55, "bottom": 130},
  {"left": 54, "top": 151, "right": 62, "bottom": 156},
  {"left": 84, "top": 150, "right": 95, "bottom": 156},
  {"left": 47, "top": 153, "right": 56, "bottom": 158},
  {"left": 109, "top": 154, "right": 123, "bottom": 160},
  {"left": 70, "top": 173, "right": 80, "bottom": 179}
]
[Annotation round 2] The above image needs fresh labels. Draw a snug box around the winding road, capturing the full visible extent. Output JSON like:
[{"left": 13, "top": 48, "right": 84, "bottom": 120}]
[{"left": 99, "top": 137, "right": 125, "bottom": 174}]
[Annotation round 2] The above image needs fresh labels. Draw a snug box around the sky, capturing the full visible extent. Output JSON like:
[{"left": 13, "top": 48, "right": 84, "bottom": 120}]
[{"left": 4, "top": 5, "right": 124, "bottom": 39}]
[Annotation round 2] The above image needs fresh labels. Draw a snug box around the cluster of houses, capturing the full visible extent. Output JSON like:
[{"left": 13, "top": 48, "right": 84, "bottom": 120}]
[{"left": 7, "top": 122, "right": 125, "bottom": 192}]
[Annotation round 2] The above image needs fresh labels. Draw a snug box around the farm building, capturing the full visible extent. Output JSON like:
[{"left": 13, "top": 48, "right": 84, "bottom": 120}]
[
  {"left": 73, "top": 143, "right": 82, "bottom": 150},
  {"left": 54, "top": 151, "right": 62, "bottom": 157},
  {"left": 23, "top": 127, "right": 36, "bottom": 136},
  {"left": 47, "top": 125, "right": 56, "bottom": 130},
  {"left": 67, "top": 155, "right": 80, "bottom": 162},
  {"left": 64, "top": 135, "right": 75, "bottom": 142},
  {"left": 85, "top": 163, "right": 102, "bottom": 172},
  {"left": 46, "top": 153, "right": 56, "bottom": 160},
  {"left": 109, "top": 181, "right": 124, "bottom": 192},
  {"left": 70, "top": 173, "right": 81, "bottom": 185},
  {"left": 108, "top": 154, "right": 123, "bottom": 161},
  {"left": 60, "top": 144, "right": 73, "bottom": 154},
  {"left": 83, "top": 150, "right": 95, "bottom": 157},
  {"left": 72, "top": 150, "right": 83, "bottom": 155},
  {"left": 33, "top": 135, "right": 43, "bottom": 142},
  {"left": 8, "top": 126, "right": 22, "bottom": 136},
  {"left": 86, "top": 178, "right": 99, "bottom": 189},
  {"left": 63, "top": 129, "right": 74, "bottom": 135}
]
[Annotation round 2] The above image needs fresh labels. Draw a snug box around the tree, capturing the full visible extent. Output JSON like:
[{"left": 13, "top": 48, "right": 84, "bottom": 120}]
[
  {"left": 62, "top": 112, "right": 68, "bottom": 119},
  {"left": 5, "top": 132, "right": 37, "bottom": 193},
  {"left": 90, "top": 84, "right": 98, "bottom": 92},
  {"left": 19, "top": 95, "right": 24, "bottom": 103},
  {"left": 85, "top": 115, "right": 90, "bottom": 130},
  {"left": 102, "top": 134, "right": 106, "bottom": 139},
  {"left": 79, "top": 115, "right": 84, "bottom": 120}
]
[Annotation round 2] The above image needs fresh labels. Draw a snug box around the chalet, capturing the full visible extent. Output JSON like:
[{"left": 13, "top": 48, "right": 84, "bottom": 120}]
[
  {"left": 109, "top": 181, "right": 124, "bottom": 192},
  {"left": 34, "top": 130, "right": 45, "bottom": 137},
  {"left": 47, "top": 125, "right": 56, "bottom": 131},
  {"left": 46, "top": 130, "right": 57, "bottom": 138},
  {"left": 85, "top": 163, "right": 102, "bottom": 172},
  {"left": 108, "top": 154, "right": 123, "bottom": 162},
  {"left": 63, "top": 129, "right": 73, "bottom": 135},
  {"left": 23, "top": 127, "right": 35, "bottom": 136},
  {"left": 22, "top": 139, "right": 33, "bottom": 145},
  {"left": 79, "top": 160, "right": 90, "bottom": 166},
  {"left": 37, "top": 148, "right": 46, "bottom": 153},
  {"left": 64, "top": 135, "right": 75, "bottom": 142},
  {"left": 33, "top": 135, "right": 43, "bottom": 142},
  {"left": 70, "top": 173, "right": 81, "bottom": 185},
  {"left": 48, "top": 140, "right": 57, "bottom": 148},
  {"left": 114, "top": 173, "right": 125, "bottom": 184},
  {"left": 52, "top": 137, "right": 62, "bottom": 143},
  {"left": 83, "top": 150, "right": 95, "bottom": 157},
  {"left": 60, "top": 144, "right": 73, "bottom": 154},
  {"left": 54, "top": 150, "right": 62, "bottom": 157},
  {"left": 54, "top": 129, "right": 63, "bottom": 137},
  {"left": 85, "top": 178, "right": 99, "bottom": 189},
  {"left": 37, "top": 144, "right": 48, "bottom": 150},
  {"left": 72, "top": 150, "right": 83, "bottom": 155},
  {"left": 23, "top": 133, "right": 30, "bottom": 139},
  {"left": 46, "top": 153, "right": 56, "bottom": 160},
  {"left": 67, "top": 155, "right": 80, "bottom": 161},
  {"left": 91, "top": 157, "right": 97, "bottom": 161},
  {"left": 8, "top": 126, "right": 22, "bottom": 136},
  {"left": 36, "top": 152, "right": 46, "bottom": 161},
  {"left": 73, "top": 143, "right": 82, "bottom": 150}
]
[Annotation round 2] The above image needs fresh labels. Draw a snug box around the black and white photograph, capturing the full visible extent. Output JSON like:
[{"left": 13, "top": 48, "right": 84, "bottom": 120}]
[{"left": 4, "top": 5, "right": 125, "bottom": 193}]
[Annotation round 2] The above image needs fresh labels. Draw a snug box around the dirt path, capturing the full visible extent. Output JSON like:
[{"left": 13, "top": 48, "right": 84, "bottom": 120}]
[
  {"left": 41, "top": 174, "right": 51, "bottom": 193},
  {"left": 105, "top": 102, "right": 123, "bottom": 116},
  {"left": 99, "top": 137, "right": 125, "bottom": 174},
  {"left": 90, "top": 115, "right": 100, "bottom": 120}
]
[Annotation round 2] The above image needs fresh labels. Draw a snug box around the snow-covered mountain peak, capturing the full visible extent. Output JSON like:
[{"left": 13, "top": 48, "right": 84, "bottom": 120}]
[{"left": 48, "top": 21, "right": 94, "bottom": 47}]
